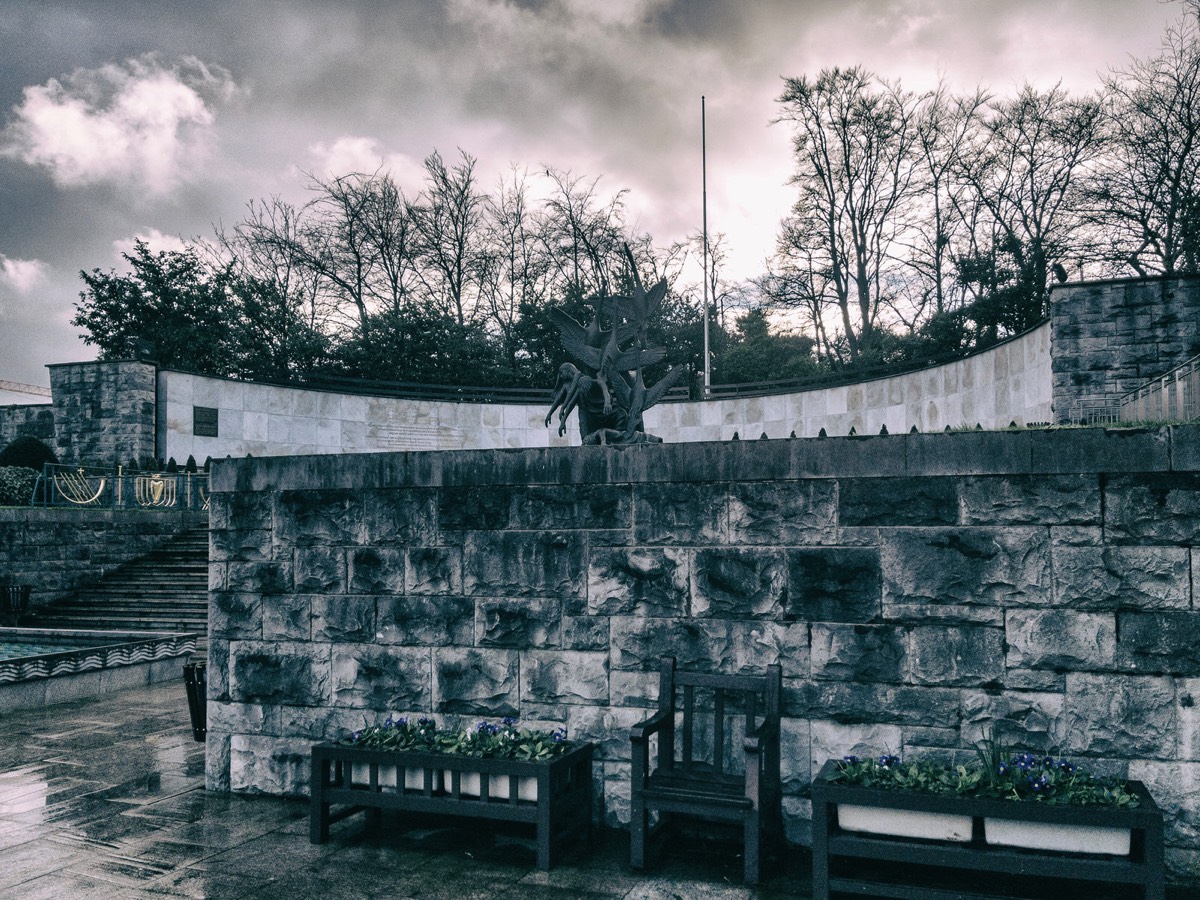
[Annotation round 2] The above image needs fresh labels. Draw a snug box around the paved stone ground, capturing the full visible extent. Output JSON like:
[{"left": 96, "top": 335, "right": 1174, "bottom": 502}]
[{"left": 0, "top": 682, "right": 813, "bottom": 898}]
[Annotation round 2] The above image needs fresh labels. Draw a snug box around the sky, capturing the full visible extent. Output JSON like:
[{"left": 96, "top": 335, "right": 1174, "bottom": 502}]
[{"left": 0, "top": 0, "right": 1187, "bottom": 397}]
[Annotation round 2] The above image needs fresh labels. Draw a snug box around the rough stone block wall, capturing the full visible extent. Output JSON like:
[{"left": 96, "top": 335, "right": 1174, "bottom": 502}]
[
  {"left": 1051, "top": 274, "right": 1200, "bottom": 423},
  {"left": 0, "top": 403, "right": 56, "bottom": 450},
  {"left": 0, "top": 508, "right": 205, "bottom": 607},
  {"left": 48, "top": 359, "right": 157, "bottom": 466},
  {"left": 208, "top": 428, "right": 1200, "bottom": 879}
]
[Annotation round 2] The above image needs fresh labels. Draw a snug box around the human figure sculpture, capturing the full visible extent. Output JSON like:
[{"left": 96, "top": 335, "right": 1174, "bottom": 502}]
[{"left": 546, "top": 246, "right": 683, "bottom": 445}]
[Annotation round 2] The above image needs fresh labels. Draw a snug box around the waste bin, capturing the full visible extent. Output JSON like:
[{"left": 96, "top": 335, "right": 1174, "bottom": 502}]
[
  {"left": 183, "top": 660, "right": 207, "bottom": 742},
  {"left": 3, "top": 584, "right": 30, "bottom": 625}
]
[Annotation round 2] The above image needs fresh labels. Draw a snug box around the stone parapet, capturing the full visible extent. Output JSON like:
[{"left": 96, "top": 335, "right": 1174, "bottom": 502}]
[
  {"left": 208, "top": 426, "right": 1200, "bottom": 877},
  {"left": 48, "top": 359, "right": 157, "bottom": 466}
]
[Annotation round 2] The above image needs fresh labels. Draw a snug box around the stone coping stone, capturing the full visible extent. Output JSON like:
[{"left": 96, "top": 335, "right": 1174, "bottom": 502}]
[{"left": 210, "top": 427, "right": 1197, "bottom": 493}]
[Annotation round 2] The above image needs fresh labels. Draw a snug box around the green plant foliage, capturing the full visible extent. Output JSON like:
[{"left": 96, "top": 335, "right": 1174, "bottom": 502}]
[
  {"left": 0, "top": 466, "right": 38, "bottom": 506},
  {"left": 344, "top": 716, "right": 573, "bottom": 762},
  {"left": 831, "top": 747, "right": 1139, "bottom": 807},
  {"left": 0, "top": 436, "right": 57, "bottom": 470}
]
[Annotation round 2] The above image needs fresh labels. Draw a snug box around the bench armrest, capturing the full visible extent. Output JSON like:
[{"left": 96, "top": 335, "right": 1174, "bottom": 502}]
[
  {"left": 743, "top": 715, "right": 779, "bottom": 756},
  {"left": 630, "top": 709, "right": 672, "bottom": 743}
]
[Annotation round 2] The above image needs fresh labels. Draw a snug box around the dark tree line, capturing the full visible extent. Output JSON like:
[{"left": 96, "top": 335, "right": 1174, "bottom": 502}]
[{"left": 74, "top": 12, "right": 1200, "bottom": 389}]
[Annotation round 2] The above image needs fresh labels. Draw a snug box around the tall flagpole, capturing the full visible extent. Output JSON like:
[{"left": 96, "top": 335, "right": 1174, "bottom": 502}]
[{"left": 702, "top": 96, "right": 711, "bottom": 397}]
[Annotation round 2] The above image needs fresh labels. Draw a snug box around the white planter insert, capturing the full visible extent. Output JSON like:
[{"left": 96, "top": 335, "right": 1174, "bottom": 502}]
[
  {"left": 983, "top": 817, "right": 1132, "bottom": 856},
  {"left": 457, "top": 771, "right": 538, "bottom": 801},
  {"left": 349, "top": 762, "right": 439, "bottom": 791},
  {"left": 837, "top": 803, "right": 973, "bottom": 842}
]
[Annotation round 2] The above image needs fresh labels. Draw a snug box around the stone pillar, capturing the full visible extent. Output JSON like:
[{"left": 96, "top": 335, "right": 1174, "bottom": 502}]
[
  {"left": 48, "top": 359, "right": 157, "bottom": 466},
  {"left": 1050, "top": 275, "right": 1200, "bottom": 424}
]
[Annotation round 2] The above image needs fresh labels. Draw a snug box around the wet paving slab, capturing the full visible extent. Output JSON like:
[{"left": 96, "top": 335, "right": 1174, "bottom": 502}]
[
  {"left": 0, "top": 682, "right": 819, "bottom": 899},
  {"left": 4, "top": 682, "right": 1197, "bottom": 899}
]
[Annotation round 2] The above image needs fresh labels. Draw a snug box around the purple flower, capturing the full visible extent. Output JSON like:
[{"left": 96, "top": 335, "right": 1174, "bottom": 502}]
[{"left": 842, "top": 755, "right": 859, "bottom": 765}]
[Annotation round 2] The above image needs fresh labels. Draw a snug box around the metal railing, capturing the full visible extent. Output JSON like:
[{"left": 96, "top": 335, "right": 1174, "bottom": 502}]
[
  {"left": 35, "top": 464, "right": 209, "bottom": 511},
  {"left": 1120, "top": 354, "right": 1200, "bottom": 423}
]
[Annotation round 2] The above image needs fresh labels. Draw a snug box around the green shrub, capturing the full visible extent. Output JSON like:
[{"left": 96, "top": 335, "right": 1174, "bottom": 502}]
[
  {"left": 0, "top": 436, "right": 57, "bottom": 470},
  {"left": 0, "top": 466, "right": 38, "bottom": 506}
]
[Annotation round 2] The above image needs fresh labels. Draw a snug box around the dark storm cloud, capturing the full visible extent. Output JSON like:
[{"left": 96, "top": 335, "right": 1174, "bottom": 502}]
[{"left": 0, "top": 0, "right": 1186, "bottom": 385}]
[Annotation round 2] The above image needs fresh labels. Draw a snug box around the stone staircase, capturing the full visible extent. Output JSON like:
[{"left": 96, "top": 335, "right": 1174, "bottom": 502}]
[{"left": 26, "top": 526, "right": 209, "bottom": 648}]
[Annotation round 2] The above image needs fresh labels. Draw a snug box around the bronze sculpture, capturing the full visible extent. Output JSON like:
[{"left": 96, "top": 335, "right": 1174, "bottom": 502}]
[{"left": 546, "top": 246, "right": 686, "bottom": 444}]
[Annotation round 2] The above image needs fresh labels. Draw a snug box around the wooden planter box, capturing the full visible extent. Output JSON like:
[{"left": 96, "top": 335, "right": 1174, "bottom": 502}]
[
  {"left": 812, "top": 759, "right": 1165, "bottom": 900},
  {"left": 310, "top": 742, "right": 593, "bottom": 870}
]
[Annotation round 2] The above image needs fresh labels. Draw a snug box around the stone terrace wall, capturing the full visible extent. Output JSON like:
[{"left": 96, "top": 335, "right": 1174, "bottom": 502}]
[
  {"left": 207, "top": 428, "right": 1200, "bottom": 879},
  {"left": 0, "top": 508, "right": 206, "bottom": 608}
]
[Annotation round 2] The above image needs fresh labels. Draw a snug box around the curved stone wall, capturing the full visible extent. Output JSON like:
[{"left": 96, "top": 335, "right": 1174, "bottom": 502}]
[{"left": 161, "top": 323, "right": 1051, "bottom": 460}]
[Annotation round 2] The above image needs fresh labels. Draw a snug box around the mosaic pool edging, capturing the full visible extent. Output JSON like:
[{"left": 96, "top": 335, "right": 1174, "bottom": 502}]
[{"left": 0, "top": 628, "right": 197, "bottom": 684}]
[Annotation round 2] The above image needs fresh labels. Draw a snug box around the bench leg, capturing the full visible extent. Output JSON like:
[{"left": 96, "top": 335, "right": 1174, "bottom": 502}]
[
  {"left": 744, "top": 811, "right": 761, "bottom": 885},
  {"left": 630, "top": 796, "right": 648, "bottom": 869},
  {"left": 310, "top": 756, "right": 330, "bottom": 844}
]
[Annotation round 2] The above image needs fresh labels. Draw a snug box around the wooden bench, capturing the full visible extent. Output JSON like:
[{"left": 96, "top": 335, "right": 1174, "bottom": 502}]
[{"left": 629, "top": 655, "right": 783, "bottom": 884}]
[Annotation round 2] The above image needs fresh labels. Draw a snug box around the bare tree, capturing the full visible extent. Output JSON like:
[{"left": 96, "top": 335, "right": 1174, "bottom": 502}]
[
  {"left": 479, "top": 166, "right": 552, "bottom": 371},
  {"left": 955, "top": 84, "right": 1104, "bottom": 333},
  {"left": 905, "top": 84, "right": 989, "bottom": 320},
  {"left": 774, "top": 67, "right": 921, "bottom": 363},
  {"left": 1094, "top": 15, "right": 1200, "bottom": 275},
  {"left": 410, "top": 149, "right": 488, "bottom": 325},
  {"left": 539, "top": 168, "right": 630, "bottom": 300}
]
